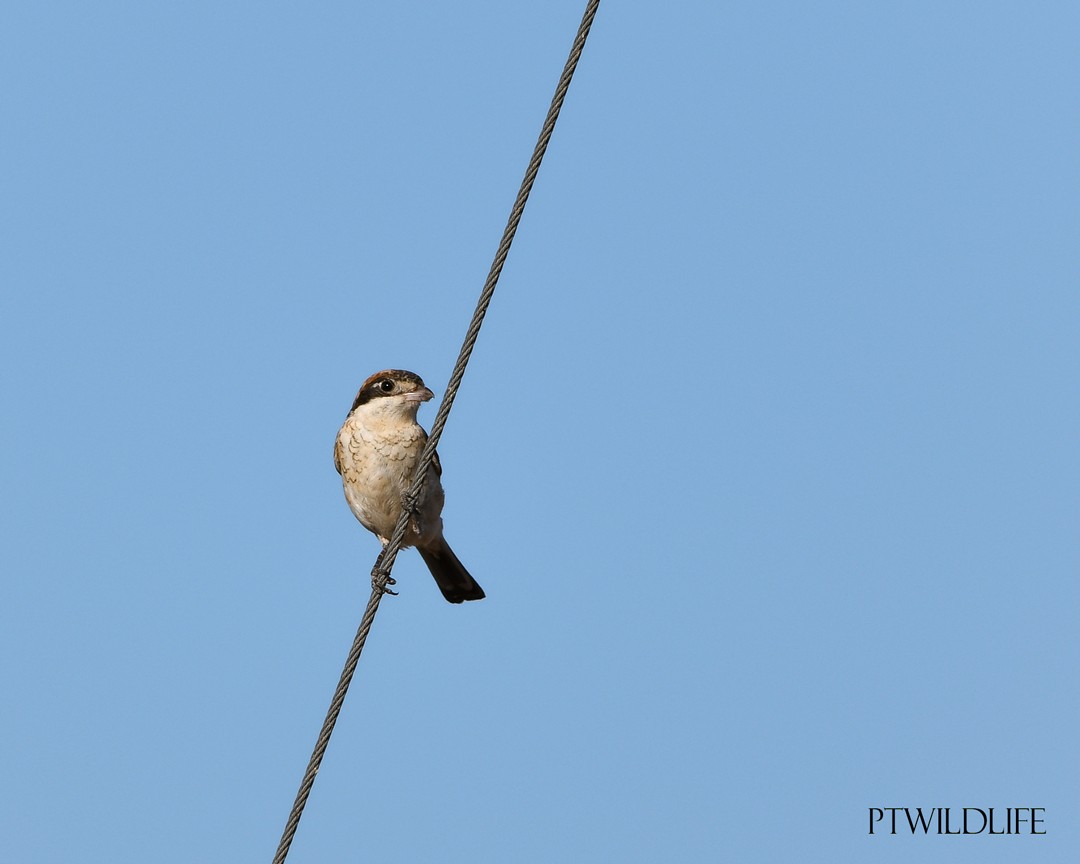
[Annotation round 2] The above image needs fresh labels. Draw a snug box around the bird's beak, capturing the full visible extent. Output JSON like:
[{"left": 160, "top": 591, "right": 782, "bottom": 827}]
[{"left": 404, "top": 387, "right": 435, "bottom": 403}]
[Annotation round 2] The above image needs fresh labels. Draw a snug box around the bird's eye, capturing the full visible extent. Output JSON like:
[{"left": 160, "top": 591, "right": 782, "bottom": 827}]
[{"left": 379, "top": 379, "right": 394, "bottom": 393}]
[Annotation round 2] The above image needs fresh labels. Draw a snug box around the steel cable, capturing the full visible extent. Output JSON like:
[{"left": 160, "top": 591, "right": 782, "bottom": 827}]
[{"left": 272, "top": 2, "right": 600, "bottom": 861}]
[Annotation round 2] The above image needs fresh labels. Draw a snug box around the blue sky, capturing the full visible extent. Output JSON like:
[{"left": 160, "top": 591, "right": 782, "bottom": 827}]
[{"left": 2, "top": 2, "right": 1078, "bottom": 862}]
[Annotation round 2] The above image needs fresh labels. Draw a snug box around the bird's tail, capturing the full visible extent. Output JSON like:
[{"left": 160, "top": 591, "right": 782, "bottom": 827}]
[{"left": 417, "top": 537, "right": 486, "bottom": 604}]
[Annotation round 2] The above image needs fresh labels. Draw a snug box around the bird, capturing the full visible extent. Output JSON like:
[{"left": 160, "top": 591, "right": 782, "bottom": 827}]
[{"left": 334, "top": 369, "right": 485, "bottom": 603}]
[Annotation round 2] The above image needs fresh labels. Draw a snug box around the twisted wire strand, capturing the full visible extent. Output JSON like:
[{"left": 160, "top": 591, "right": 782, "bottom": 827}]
[
  {"left": 378, "top": 0, "right": 600, "bottom": 583},
  {"left": 272, "top": 2, "right": 599, "bottom": 861}
]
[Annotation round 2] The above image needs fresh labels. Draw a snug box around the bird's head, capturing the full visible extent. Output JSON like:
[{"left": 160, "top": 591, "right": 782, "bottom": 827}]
[{"left": 348, "top": 369, "right": 435, "bottom": 419}]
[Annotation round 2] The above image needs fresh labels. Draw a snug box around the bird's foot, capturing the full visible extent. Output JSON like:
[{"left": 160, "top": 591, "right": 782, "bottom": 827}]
[
  {"left": 370, "top": 548, "right": 398, "bottom": 595},
  {"left": 402, "top": 492, "right": 425, "bottom": 537},
  {"left": 371, "top": 568, "right": 398, "bottom": 596}
]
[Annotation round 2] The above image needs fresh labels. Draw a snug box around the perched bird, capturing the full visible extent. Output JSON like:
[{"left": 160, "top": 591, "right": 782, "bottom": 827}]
[{"left": 334, "top": 369, "right": 485, "bottom": 603}]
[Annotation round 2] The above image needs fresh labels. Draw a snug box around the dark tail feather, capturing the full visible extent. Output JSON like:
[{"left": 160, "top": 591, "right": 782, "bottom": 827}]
[{"left": 417, "top": 537, "right": 485, "bottom": 604}]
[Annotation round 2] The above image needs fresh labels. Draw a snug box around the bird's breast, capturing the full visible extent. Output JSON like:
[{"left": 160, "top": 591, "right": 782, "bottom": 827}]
[{"left": 335, "top": 415, "right": 437, "bottom": 542}]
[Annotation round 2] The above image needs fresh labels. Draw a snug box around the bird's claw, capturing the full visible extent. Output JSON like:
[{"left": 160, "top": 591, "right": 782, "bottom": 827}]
[{"left": 371, "top": 569, "right": 398, "bottom": 596}]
